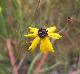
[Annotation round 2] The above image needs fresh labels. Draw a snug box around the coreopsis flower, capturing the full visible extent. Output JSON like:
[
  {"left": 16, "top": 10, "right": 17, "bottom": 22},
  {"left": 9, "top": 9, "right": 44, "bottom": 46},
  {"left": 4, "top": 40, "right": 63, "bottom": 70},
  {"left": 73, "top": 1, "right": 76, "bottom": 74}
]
[{"left": 24, "top": 26, "right": 62, "bottom": 53}]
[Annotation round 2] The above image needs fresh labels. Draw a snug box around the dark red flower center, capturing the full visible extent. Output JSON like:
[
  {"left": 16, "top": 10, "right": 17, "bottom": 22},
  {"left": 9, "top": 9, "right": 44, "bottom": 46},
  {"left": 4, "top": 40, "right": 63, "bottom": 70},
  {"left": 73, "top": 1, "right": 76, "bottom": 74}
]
[{"left": 38, "top": 28, "right": 48, "bottom": 38}]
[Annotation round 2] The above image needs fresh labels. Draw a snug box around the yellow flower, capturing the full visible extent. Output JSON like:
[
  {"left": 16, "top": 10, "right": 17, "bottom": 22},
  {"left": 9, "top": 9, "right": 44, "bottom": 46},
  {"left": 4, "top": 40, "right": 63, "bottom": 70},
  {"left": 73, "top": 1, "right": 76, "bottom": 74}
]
[{"left": 24, "top": 26, "right": 62, "bottom": 53}]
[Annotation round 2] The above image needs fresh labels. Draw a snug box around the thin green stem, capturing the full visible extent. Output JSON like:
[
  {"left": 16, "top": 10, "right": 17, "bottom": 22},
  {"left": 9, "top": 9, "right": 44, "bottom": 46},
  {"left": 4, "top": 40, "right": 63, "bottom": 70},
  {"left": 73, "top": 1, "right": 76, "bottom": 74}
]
[
  {"left": 27, "top": 53, "right": 42, "bottom": 74},
  {"left": 40, "top": 61, "right": 62, "bottom": 73},
  {"left": 30, "top": 0, "right": 41, "bottom": 25}
]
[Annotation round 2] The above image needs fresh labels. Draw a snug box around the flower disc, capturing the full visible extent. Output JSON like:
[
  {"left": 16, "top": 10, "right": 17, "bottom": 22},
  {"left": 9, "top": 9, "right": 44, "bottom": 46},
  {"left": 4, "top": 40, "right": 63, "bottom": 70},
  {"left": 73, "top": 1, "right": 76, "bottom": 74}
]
[{"left": 38, "top": 28, "right": 48, "bottom": 38}]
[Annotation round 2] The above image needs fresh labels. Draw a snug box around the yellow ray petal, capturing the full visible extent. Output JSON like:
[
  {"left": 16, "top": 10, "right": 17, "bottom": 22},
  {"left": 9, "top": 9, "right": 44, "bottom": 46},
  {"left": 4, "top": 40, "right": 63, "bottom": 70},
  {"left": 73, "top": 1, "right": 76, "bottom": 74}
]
[
  {"left": 29, "top": 27, "right": 38, "bottom": 33},
  {"left": 28, "top": 36, "right": 40, "bottom": 51},
  {"left": 48, "top": 33, "right": 62, "bottom": 39},
  {"left": 40, "top": 37, "right": 54, "bottom": 53},
  {"left": 46, "top": 26, "right": 56, "bottom": 33},
  {"left": 24, "top": 33, "right": 37, "bottom": 37}
]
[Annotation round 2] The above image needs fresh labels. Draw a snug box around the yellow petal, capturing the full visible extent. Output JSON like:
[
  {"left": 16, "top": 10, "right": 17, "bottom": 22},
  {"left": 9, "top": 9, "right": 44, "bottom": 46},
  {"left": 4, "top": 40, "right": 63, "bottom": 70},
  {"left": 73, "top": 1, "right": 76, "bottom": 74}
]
[
  {"left": 46, "top": 26, "right": 56, "bottom": 33},
  {"left": 29, "top": 36, "right": 40, "bottom": 51},
  {"left": 48, "top": 33, "right": 62, "bottom": 39},
  {"left": 29, "top": 27, "right": 38, "bottom": 33},
  {"left": 40, "top": 37, "right": 54, "bottom": 53},
  {"left": 24, "top": 33, "right": 37, "bottom": 37}
]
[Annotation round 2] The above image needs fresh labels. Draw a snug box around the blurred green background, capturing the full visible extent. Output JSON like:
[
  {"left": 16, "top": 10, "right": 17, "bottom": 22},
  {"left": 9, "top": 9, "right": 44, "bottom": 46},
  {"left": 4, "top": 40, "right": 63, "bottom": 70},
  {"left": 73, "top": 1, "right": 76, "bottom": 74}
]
[{"left": 0, "top": 0, "right": 80, "bottom": 74}]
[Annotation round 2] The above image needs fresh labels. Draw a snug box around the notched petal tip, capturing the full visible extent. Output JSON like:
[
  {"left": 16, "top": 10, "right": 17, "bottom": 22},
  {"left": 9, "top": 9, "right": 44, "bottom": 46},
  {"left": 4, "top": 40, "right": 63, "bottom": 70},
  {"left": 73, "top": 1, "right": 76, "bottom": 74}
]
[
  {"left": 29, "top": 27, "right": 32, "bottom": 29},
  {"left": 52, "top": 25, "right": 56, "bottom": 29},
  {"left": 50, "top": 49, "right": 55, "bottom": 52},
  {"left": 47, "top": 26, "right": 57, "bottom": 33},
  {"left": 28, "top": 48, "right": 31, "bottom": 50},
  {"left": 24, "top": 34, "right": 32, "bottom": 37},
  {"left": 56, "top": 34, "right": 62, "bottom": 39},
  {"left": 59, "top": 35, "right": 62, "bottom": 38},
  {"left": 28, "top": 27, "right": 38, "bottom": 33},
  {"left": 28, "top": 37, "right": 40, "bottom": 51},
  {"left": 48, "top": 33, "right": 62, "bottom": 39},
  {"left": 24, "top": 35, "right": 28, "bottom": 37},
  {"left": 24, "top": 33, "right": 37, "bottom": 37}
]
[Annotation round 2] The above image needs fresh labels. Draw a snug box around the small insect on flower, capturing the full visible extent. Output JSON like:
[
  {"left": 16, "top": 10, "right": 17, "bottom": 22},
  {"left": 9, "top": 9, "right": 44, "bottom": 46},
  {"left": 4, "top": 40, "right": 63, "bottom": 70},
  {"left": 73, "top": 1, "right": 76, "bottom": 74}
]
[{"left": 24, "top": 26, "right": 62, "bottom": 53}]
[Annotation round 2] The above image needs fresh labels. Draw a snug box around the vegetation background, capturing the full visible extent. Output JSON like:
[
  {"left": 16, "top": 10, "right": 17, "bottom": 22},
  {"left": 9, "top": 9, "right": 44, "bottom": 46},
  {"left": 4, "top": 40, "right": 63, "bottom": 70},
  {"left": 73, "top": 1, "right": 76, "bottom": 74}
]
[{"left": 0, "top": 0, "right": 80, "bottom": 74}]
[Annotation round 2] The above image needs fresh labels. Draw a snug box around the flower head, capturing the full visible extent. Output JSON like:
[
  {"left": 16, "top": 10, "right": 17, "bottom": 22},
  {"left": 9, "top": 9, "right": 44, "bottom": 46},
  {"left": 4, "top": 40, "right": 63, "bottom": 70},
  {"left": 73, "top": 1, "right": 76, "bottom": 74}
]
[{"left": 24, "top": 26, "right": 62, "bottom": 53}]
